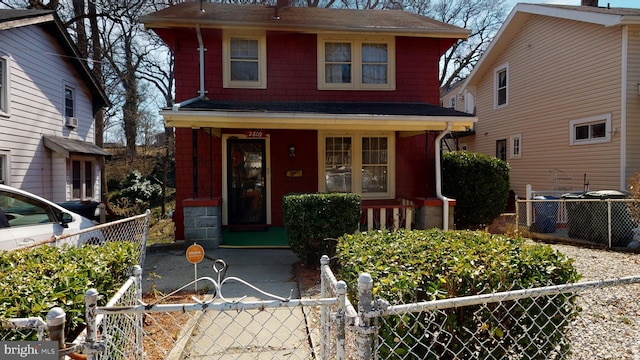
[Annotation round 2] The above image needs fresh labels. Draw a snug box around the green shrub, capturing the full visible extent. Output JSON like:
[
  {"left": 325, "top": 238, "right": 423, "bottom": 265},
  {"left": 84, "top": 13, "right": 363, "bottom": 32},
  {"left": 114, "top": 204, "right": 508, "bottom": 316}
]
[
  {"left": 283, "top": 193, "right": 361, "bottom": 264},
  {"left": 0, "top": 242, "right": 139, "bottom": 341},
  {"left": 337, "top": 230, "right": 581, "bottom": 359},
  {"left": 442, "top": 151, "right": 510, "bottom": 230}
]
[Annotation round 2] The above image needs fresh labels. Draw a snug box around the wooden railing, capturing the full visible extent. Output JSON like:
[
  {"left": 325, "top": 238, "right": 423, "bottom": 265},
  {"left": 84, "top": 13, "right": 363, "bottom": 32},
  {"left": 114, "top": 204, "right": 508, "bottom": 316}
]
[{"left": 361, "top": 198, "right": 414, "bottom": 231}]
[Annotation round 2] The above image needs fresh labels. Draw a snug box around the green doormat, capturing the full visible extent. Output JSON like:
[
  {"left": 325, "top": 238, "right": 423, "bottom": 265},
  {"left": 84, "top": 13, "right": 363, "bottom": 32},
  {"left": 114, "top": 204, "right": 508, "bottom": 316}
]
[{"left": 220, "top": 227, "right": 290, "bottom": 248}]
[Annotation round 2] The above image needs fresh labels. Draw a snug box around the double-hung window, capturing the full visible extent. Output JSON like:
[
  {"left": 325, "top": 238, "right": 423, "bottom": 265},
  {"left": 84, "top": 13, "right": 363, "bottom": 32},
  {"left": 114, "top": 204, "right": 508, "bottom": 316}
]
[
  {"left": 223, "top": 31, "right": 267, "bottom": 89},
  {"left": 0, "top": 55, "right": 10, "bottom": 116},
  {"left": 71, "top": 158, "right": 94, "bottom": 200},
  {"left": 318, "top": 35, "right": 395, "bottom": 90},
  {"left": 570, "top": 114, "right": 611, "bottom": 145},
  {"left": 494, "top": 64, "right": 508, "bottom": 108},
  {"left": 510, "top": 134, "right": 521, "bottom": 159},
  {"left": 0, "top": 150, "right": 9, "bottom": 185},
  {"left": 321, "top": 132, "right": 394, "bottom": 199},
  {"left": 65, "top": 86, "right": 75, "bottom": 118}
]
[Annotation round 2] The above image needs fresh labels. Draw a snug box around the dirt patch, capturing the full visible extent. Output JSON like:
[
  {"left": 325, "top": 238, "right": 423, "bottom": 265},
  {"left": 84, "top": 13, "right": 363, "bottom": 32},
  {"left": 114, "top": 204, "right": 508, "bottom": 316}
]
[{"left": 141, "top": 292, "right": 201, "bottom": 360}]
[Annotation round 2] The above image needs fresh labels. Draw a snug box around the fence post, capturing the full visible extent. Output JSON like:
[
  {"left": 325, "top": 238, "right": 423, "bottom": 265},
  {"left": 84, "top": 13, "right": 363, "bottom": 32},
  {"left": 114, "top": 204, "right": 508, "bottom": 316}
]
[
  {"left": 526, "top": 184, "right": 533, "bottom": 227},
  {"left": 607, "top": 199, "right": 613, "bottom": 248},
  {"left": 336, "top": 280, "right": 347, "bottom": 360},
  {"left": 320, "top": 255, "right": 331, "bottom": 359},
  {"left": 357, "top": 273, "right": 374, "bottom": 360},
  {"left": 85, "top": 288, "right": 99, "bottom": 360},
  {"left": 46, "top": 307, "right": 65, "bottom": 360},
  {"left": 133, "top": 265, "right": 144, "bottom": 360}
]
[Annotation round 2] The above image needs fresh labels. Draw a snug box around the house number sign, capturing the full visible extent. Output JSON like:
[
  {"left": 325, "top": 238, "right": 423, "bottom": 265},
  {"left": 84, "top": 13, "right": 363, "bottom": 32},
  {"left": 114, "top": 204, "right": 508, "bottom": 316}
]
[{"left": 245, "top": 130, "right": 266, "bottom": 138}]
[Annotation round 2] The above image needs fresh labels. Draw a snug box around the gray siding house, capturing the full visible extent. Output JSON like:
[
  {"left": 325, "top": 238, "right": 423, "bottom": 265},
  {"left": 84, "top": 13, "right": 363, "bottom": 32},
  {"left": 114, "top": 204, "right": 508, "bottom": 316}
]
[{"left": 0, "top": 10, "right": 109, "bottom": 202}]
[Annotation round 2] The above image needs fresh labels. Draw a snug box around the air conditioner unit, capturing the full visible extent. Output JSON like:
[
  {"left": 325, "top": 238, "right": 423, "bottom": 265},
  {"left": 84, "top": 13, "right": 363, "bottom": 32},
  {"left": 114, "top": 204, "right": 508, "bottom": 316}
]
[{"left": 65, "top": 117, "right": 78, "bottom": 128}]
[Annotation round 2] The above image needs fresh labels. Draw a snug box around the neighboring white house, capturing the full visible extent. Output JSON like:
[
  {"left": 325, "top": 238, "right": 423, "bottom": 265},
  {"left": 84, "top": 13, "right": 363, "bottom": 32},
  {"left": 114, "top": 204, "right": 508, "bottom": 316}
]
[
  {"left": 0, "top": 9, "right": 109, "bottom": 202},
  {"left": 461, "top": 1, "right": 640, "bottom": 197}
]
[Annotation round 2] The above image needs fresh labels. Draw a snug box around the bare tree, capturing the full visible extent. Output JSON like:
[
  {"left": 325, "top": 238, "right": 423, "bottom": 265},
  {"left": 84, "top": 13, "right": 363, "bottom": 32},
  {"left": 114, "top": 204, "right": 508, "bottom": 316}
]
[{"left": 403, "top": 0, "right": 507, "bottom": 88}]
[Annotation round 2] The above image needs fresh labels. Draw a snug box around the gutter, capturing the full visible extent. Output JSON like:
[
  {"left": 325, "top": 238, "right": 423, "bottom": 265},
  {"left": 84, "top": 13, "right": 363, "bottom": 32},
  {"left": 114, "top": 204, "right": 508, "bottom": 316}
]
[
  {"left": 172, "top": 24, "right": 207, "bottom": 112},
  {"left": 435, "top": 122, "right": 453, "bottom": 230}
]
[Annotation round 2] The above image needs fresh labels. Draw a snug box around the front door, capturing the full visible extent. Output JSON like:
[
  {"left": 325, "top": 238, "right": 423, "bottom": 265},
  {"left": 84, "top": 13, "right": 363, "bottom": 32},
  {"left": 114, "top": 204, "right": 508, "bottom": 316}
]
[{"left": 227, "top": 139, "right": 267, "bottom": 225}]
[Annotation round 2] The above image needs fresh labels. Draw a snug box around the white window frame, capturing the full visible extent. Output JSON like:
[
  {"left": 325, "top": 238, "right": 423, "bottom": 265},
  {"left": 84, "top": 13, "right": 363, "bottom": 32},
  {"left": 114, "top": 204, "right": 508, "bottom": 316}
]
[
  {"left": 71, "top": 157, "right": 94, "bottom": 200},
  {"left": 510, "top": 134, "right": 521, "bottom": 159},
  {"left": 317, "top": 35, "right": 395, "bottom": 91},
  {"left": 0, "top": 55, "right": 11, "bottom": 117},
  {"left": 222, "top": 30, "right": 267, "bottom": 89},
  {"left": 569, "top": 114, "right": 611, "bottom": 145},
  {"left": 64, "top": 85, "right": 75, "bottom": 117},
  {"left": 0, "top": 150, "right": 10, "bottom": 185},
  {"left": 494, "top": 63, "right": 508, "bottom": 109},
  {"left": 318, "top": 131, "right": 395, "bottom": 199}
]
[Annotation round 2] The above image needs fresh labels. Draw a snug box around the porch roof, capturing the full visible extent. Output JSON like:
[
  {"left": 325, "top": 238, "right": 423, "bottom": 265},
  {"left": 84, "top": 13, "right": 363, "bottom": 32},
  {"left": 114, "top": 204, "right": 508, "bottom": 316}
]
[
  {"left": 43, "top": 135, "right": 111, "bottom": 158},
  {"left": 161, "top": 101, "right": 476, "bottom": 132}
]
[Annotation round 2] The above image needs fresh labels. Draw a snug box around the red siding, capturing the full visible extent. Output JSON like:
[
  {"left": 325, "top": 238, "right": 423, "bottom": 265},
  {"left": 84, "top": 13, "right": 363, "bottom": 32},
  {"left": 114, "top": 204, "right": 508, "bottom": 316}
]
[
  {"left": 269, "top": 130, "right": 318, "bottom": 225},
  {"left": 167, "top": 29, "right": 443, "bottom": 103},
  {"left": 396, "top": 133, "right": 427, "bottom": 200}
]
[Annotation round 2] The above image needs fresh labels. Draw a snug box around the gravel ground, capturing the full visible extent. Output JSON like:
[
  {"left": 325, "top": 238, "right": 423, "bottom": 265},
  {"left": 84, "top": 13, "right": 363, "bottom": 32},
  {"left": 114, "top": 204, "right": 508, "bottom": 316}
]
[{"left": 537, "top": 241, "right": 640, "bottom": 360}]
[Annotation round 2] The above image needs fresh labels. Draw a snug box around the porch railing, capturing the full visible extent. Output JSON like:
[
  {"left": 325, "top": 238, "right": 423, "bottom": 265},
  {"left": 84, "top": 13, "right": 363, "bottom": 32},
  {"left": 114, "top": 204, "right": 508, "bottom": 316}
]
[{"left": 361, "top": 198, "right": 414, "bottom": 231}]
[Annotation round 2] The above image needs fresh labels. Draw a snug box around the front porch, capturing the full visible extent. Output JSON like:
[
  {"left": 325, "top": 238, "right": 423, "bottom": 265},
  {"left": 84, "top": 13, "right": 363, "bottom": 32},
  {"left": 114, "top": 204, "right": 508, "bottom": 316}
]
[{"left": 182, "top": 197, "right": 455, "bottom": 248}]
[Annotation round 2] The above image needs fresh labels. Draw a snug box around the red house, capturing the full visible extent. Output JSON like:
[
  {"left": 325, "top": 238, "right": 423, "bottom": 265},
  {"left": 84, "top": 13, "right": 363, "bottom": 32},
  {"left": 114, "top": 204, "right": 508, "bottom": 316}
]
[{"left": 141, "top": 2, "right": 476, "bottom": 247}]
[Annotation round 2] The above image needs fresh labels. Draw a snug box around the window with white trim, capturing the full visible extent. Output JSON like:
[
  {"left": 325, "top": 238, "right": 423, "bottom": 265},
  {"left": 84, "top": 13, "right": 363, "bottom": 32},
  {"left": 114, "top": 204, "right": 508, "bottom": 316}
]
[
  {"left": 569, "top": 114, "right": 611, "bottom": 145},
  {"left": 0, "top": 56, "right": 10, "bottom": 116},
  {"left": 320, "top": 132, "right": 395, "bottom": 198},
  {"left": 318, "top": 35, "right": 395, "bottom": 90},
  {"left": 510, "top": 134, "right": 521, "bottom": 159},
  {"left": 71, "top": 158, "right": 94, "bottom": 200},
  {"left": 223, "top": 30, "right": 267, "bottom": 89},
  {"left": 494, "top": 64, "right": 508, "bottom": 108},
  {"left": 0, "top": 151, "right": 9, "bottom": 185},
  {"left": 65, "top": 85, "right": 75, "bottom": 118}
]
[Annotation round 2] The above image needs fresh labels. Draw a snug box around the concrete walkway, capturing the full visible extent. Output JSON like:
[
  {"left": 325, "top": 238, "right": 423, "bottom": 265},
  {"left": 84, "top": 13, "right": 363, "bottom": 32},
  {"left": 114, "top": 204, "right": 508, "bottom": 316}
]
[{"left": 142, "top": 245, "right": 315, "bottom": 359}]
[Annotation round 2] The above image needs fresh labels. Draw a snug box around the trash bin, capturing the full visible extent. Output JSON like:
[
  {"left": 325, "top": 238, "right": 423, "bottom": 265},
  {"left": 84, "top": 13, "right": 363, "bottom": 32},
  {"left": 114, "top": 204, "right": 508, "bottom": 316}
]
[
  {"left": 532, "top": 196, "right": 559, "bottom": 233},
  {"left": 561, "top": 192, "right": 589, "bottom": 240},
  {"left": 583, "top": 190, "right": 634, "bottom": 247},
  {"left": 56, "top": 200, "right": 99, "bottom": 220}
]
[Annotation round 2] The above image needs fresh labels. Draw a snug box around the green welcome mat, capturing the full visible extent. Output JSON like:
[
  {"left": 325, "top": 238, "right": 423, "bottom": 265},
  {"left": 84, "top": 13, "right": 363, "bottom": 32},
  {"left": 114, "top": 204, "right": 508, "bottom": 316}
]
[{"left": 220, "top": 226, "right": 290, "bottom": 248}]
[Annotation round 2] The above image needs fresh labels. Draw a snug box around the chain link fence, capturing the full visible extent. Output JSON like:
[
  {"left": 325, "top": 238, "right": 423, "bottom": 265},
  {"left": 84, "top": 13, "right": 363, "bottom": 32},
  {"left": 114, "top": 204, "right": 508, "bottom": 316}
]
[
  {"left": 79, "top": 257, "right": 345, "bottom": 360},
  {"left": 4, "top": 252, "right": 640, "bottom": 359},
  {"left": 515, "top": 197, "right": 639, "bottom": 249},
  {"left": 0, "top": 212, "right": 150, "bottom": 347}
]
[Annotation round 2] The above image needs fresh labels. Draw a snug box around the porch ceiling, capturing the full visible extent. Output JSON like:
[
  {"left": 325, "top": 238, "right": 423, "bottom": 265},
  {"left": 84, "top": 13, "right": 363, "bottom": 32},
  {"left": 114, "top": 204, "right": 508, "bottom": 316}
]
[{"left": 161, "top": 100, "right": 477, "bottom": 132}]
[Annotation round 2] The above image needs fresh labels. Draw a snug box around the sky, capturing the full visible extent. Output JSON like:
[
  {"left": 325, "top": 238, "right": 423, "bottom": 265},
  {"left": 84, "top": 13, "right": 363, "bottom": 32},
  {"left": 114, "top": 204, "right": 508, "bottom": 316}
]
[{"left": 506, "top": 0, "right": 640, "bottom": 11}]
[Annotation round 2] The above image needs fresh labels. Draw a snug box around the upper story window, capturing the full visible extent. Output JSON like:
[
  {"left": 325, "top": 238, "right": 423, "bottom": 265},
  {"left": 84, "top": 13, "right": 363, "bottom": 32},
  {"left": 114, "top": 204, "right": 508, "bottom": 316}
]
[
  {"left": 318, "top": 35, "right": 395, "bottom": 90},
  {"left": 510, "top": 134, "right": 521, "bottom": 159},
  {"left": 494, "top": 64, "right": 508, "bottom": 108},
  {"left": 223, "top": 30, "right": 267, "bottom": 89},
  {"left": 0, "top": 56, "right": 10, "bottom": 116},
  {"left": 64, "top": 86, "right": 75, "bottom": 117},
  {"left": 569, "top": 114, "right": 611, "bottom": 145}
]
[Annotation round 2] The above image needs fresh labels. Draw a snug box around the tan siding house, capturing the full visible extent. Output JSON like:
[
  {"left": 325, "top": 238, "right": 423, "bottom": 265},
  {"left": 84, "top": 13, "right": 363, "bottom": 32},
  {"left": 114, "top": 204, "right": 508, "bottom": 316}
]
[{"left": 462, "top": 2, "right": 640, "bottom": 198}]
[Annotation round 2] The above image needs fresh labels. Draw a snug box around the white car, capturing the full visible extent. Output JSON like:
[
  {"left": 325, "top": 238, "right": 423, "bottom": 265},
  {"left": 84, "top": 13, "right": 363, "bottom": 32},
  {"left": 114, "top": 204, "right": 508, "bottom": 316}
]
[{"left": 0, "top": 184, "right": 100, "bottom": 251}]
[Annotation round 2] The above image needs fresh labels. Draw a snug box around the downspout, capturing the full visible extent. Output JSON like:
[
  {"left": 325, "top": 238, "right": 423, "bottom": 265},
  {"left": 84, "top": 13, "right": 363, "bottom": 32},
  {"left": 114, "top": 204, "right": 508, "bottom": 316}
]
[
  {"left": 435, "top": 122, "right": 453, "bottom": 230},
  {"left": 172, "top": 24, "right": 206, "bottom": 111}
]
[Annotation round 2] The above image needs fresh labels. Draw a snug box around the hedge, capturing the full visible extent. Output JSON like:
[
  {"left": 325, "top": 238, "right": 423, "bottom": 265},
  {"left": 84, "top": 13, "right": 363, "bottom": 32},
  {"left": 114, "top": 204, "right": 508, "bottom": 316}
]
[
  {"left": 336, "top": 229, "right": 581, "bottom": 359},
  {"left": 0, "top": 242, "right": 139, "bottom": 340}
]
